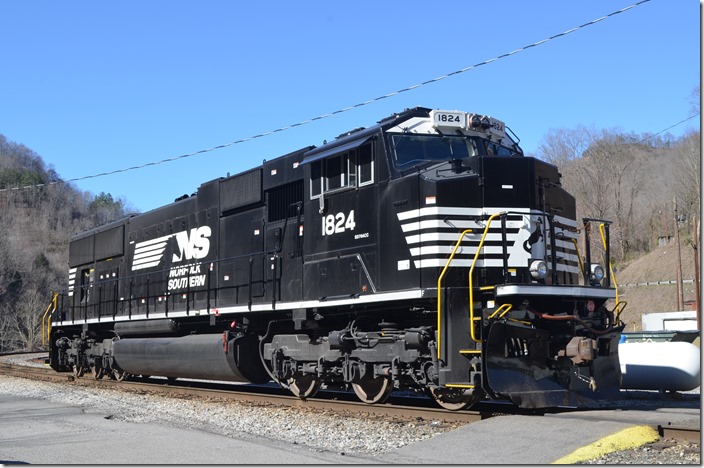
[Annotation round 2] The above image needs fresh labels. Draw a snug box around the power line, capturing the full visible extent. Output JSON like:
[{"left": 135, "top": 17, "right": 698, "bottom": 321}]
[
  {"left": 0, "top": 0, "right": 654, "bottom": 193},
  {"left": 638, "top": 112, "right": 700, "bottom": 143},
  {"left": 554, "top": 111, "right": 701, "bottom": 163}
]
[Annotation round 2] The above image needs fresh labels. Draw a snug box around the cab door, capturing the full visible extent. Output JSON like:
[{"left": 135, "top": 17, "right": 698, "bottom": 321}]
[{"left": 303, "top": 141, "right": 378, "bottom": 300}]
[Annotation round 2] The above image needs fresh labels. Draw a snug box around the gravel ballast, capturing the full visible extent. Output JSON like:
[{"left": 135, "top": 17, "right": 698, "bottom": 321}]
[
  {"left": 0, "top": 353, "right": 699, "bottom": 463},
  {"left": 0, "top": 373, "right": 457, "bottom": 456}
]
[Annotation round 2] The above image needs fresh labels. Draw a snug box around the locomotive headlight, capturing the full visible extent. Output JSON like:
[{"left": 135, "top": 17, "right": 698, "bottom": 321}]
[
  {"left": 469, "top": 114, "right": 481, "bottom": 128},
  {"left": 529, "top": 260, "right": 548, "bottom": 279},
  {"left": 590, "top": 264, "right": 605, "bottom": 282}
]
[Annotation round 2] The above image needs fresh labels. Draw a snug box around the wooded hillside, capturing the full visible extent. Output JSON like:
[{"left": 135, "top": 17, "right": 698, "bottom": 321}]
[
  {"left": 534, "top": 127, "right": 700, "bottom": 263},
  {"left": 0, "top": 135, "right": 131, "bottom": 352}
]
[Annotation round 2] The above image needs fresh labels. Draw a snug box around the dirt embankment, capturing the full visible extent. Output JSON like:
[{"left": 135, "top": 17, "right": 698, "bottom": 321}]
[{"left": 613, "top": 242, "right": 699, "bottom": 331}]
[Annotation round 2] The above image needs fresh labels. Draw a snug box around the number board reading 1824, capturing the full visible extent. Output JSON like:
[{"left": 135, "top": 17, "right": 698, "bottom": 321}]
[{"left": 431, "top": 110, "right": 465, "bottom": 129}]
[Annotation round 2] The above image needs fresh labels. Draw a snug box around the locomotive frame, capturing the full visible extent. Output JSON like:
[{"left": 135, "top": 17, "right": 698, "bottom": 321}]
[{"left": 46, "top": 107, "right": 624, "bottom": 410}]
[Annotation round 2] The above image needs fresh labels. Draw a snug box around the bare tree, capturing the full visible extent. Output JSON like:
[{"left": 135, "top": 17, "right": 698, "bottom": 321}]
[
  {"left": 589, "top": 133, "right": 647, "bottom": 259},
  {"left": 672, "top": 131, "right": 701, "bottom": 233},
  {"left": 690, "top": 86, "right": 700, "bottom": 115},
  {"left": 7, "top": 291, "right": 46, "bottom": 351},
  {"left": 536, "top": 125, "right": 593, "bottom": 166},
  {"left": 537, "top": 127, "right": 663, "bottom": 261}
]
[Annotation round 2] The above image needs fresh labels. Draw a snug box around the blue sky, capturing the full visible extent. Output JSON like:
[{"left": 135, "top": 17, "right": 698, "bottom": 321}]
[{"left": 0, "top": 0, "right": 700, "bottom": 213}]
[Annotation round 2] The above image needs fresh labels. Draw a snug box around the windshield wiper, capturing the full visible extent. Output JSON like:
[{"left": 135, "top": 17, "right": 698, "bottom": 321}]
[{"left": 433, "top": 127, "right": 454, "bottom": 157}]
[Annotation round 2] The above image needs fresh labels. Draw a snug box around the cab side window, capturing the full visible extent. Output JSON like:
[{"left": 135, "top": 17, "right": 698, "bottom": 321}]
[
  {"left": 310, "top": 143, "right": 374, "bottom": 199},
  {"left": 358, "top": 144, "right": 373, "bottom": 186},
  {"left": 325, "top": 156, "right": 344, "bottom": 192},
  {"left": 486, "top": 141, "right": 515, "bottom": 157},
  {"left": 311, "top": 162, "right": 322, "bottom": 198}
]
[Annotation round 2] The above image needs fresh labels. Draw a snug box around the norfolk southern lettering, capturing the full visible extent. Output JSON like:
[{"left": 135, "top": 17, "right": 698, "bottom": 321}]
[{"left": 168, "top": 264, "right": 207, "bottom": 291}]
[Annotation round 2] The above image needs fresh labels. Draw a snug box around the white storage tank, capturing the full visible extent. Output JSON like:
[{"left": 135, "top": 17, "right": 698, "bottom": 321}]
[
  {"left": 618, "top": 341, "right": 701, "bottom": 391},
  {"left": 641, "top": 311, "right": 698, "bottom": 332}
]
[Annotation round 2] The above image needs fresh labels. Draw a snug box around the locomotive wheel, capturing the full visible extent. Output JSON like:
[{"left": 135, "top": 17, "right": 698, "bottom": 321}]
[
  {"left": 287, "top": 373, "right": 321, "bottom": 399},
  {"left": 93, "top": 366, "right": 105, "bottom": 380},
  {"left": 352, "top": 375, "right": 393, "bottom": 404},
  {"left": 428, "top": 387, "right": 482, "bottom": 411},
  {"left": 72, "top": 364, "right": 85, "bottom": 378}
]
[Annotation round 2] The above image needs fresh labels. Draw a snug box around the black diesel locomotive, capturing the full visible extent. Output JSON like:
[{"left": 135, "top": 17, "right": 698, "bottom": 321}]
[{"left": 48, "top": 107, "right": 624, "bottom": 410}]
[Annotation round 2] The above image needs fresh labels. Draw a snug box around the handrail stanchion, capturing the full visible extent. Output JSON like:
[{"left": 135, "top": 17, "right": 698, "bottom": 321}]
[
  {"left": 583, "top": 220, "right": 593, "bottom": 286},
  {"left": 599, "top": 223, "right": 618, "bottom": 302},
  {"left": 436, "top": 229, "right": 474, "bottom": 361},
  {"left": 570, "top": 238, "right": 586, "bottom": 282},
  {"left": 41, "top": 292, "right": 58, "bottom": 347},
  {"left": 468, "top": 212, "right": 504, "bottom": 343}
]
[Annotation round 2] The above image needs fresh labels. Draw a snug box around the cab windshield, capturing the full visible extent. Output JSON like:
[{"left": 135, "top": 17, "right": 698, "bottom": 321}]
[{"left": 390, "top": 134, "right": 518, "bottom": 169}]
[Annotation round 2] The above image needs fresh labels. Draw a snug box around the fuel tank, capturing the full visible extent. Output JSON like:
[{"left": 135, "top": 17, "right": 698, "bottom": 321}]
[
  {"left": 619, "top": 341, "right": 701, "bottom": 391},
  {"left": 113, "top": 333, "right": 270, "bottom": 383}
]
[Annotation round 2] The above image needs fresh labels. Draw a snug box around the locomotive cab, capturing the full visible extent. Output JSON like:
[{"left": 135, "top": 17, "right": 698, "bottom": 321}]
[{"left": 375, "top": 108, "right": 622, "bottom": 407}]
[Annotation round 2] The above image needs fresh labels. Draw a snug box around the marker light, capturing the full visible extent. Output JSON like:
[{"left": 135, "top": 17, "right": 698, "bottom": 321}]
[
  {"left": 590, "top": 264, "right": 605, "bottom": 282},
  {"left": 529, "top": 260, "right": 548, "bottom": 279}
]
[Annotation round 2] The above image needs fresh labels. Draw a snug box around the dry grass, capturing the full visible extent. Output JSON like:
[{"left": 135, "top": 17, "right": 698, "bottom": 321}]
[{"left": 612, "top": 242, "right": 698, "bottom": 331}]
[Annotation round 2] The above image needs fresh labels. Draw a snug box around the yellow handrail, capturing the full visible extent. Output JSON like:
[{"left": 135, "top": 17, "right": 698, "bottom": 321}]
[
  {"left": 41, "top": 292, "right": 58, "bottom": 347},
  {"left": 612, "top": 300, "right": 628, "bottom": 326},
  {"left": 488, "top": 303, "right": 513, "bottom": 320},
  {"left": 598, "top": 223, "right": 619, "bottom": 305},
  {"left": 446, "top": 383, "right": 475, "bottom": 389},
  {"left": 570, "top": 238, "right": 585, "bottom": 281},
  {"left": 436, "top": 229, "right": 474, "bottom": 360},
  {"left": 468, "top": 212, "right": 505, "bottom": 343}
]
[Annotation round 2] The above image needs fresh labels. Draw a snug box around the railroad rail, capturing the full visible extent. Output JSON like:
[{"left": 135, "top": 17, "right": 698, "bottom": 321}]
[
  {"left": 1, "top": 352, "right": 700, "bottom": 442},
  {"left": 0, "top": 354, "right": 488, "bottom": 424},
  {"left": 658, "top": 424, "right": 701, "bottom": 443}
]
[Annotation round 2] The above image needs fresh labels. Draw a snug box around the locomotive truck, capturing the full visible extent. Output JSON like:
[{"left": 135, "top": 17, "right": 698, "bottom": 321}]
[{"left": 46, "top": 107, "right": 624, "bottom": 410}]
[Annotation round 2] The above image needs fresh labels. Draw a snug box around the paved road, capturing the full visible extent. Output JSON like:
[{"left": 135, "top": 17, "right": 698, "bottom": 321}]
[
  {"left": 378, "top": 407, "right": 700, "bottom": 464},
  {"left": 0, "top": 393, "right": 698, "bottom": 464},
  {"left": 0, "top": 395, "right": 376, "bottom": 464}
]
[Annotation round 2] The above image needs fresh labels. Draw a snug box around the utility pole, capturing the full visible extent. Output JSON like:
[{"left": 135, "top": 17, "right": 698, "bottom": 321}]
[
  {"left": 693, "top": 215, "right": 700, "bottom": 329},
  {"left": 673, "top": 198, "right": 684, "bottom": 311}
]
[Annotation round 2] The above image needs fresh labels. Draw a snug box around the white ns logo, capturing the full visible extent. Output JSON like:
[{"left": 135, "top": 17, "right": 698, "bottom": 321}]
[{"left": 172, "top": 226, "right": 212, "bottom": 262}]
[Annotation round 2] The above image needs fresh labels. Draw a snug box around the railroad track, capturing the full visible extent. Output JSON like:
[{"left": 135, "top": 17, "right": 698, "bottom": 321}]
[
  {"left": 1, "top": 352, "right": 700, "bottom": 444},
  {"left": 0, "top": 355, "right": 489, "bottom": 424},
  {"left": 658, "top": 424, "right": 701, "bottom": 443}
]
